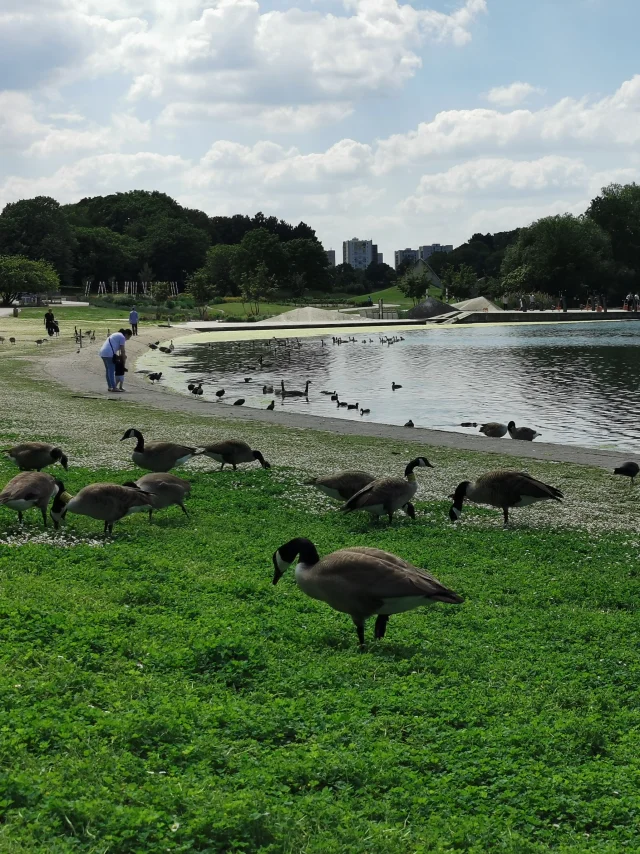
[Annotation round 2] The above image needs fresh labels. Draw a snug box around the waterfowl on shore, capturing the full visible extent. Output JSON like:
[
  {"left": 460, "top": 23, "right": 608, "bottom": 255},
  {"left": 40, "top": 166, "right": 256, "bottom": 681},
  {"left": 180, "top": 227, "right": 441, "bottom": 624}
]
[
  {"left": 479, "top": 422, "right": 508, "bottom": 438},
  {"left": 51, "top": 482, "right": 154, "bottom": 534},
  {"left": 215, "top": 389, "right": 225, "bottom": 399},
  {"left": 0, "top": 472, "right": 64, "bottom": 527},
  {"left": 158, "top": 340, "right": 174, "bottom": 354},
  {"left": 148, "top": 372, "right": 163, "bottom": 383},
  {"left": 266, "top": 400, "right": 275, "bottom": 410},
  {"left": 340, "top": 457, "right": 433, "bottom": 523},
  {"left": 276, "top": 380, "right": 312, "bottom": 398},
  {"left": 272, "top": 537, "right": 463, "bottom": 647},
  {"left": 202, "top": 439, "right": 270, "bottom": 471},
  {"left": 4, "top": 442, "right": 68, "bottom": 472},
  {"left": 507, "top": 421, "right": 541, "bottom": 441},
  {"left": 122, "top": 472, "right": 191, "bottom": 521},
  {"left": 233, "top": 398, "right": 245, "bottom": 406},
  {"left": 404, "top": 420, "right": 414, "bottom": 428},
  {"left": 148, "top": 342, "right": 160, "bottom": 350},
  {"left": 449, "top": 470, "right": 563, "bottom": 526},
  {"left": 614, "top": 461, "right": 639, "bottom": 485},
  {"left": 305, "top": 470, "right": 376, "bottom": 502},
  {"left": 120, "top": 428, "right": 199, "bottom": 472}
]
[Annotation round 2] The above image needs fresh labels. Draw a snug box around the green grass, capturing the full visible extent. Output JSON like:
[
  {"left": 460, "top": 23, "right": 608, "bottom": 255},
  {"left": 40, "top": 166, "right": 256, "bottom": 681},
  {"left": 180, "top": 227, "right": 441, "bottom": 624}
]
[
  {"left": 361, "top": 285, "right": 443, "bottom": 309},
  {"left": 1, "top": 344, "right": 640, "bottom": 851}
]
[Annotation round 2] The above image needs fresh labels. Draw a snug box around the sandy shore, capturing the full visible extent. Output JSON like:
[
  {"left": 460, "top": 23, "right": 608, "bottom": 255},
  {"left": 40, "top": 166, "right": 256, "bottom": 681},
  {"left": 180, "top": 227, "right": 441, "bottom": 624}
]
[{"left": 39, "top": 324, "right": 633, "bottom": 471}]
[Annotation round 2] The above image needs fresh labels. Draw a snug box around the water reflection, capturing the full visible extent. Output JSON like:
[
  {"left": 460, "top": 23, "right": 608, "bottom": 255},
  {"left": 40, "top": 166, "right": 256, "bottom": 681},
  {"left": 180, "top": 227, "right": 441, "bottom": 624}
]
[{"left": 152, "top": 322, "right": 640, "bottom": 451}]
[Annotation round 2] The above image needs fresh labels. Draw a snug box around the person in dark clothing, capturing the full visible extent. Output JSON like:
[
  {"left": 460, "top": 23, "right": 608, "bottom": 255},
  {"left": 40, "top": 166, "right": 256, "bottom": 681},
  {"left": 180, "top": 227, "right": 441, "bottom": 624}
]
[{"left": 44, "top": 309, "right": 56, "bottom": 337}]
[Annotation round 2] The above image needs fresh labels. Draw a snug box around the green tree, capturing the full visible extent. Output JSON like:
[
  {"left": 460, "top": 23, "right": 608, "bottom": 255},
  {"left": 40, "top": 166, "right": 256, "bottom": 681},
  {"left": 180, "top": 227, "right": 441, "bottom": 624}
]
[
  {"left": 398, "top": 270, "right": 431, "bottom": 304},
  {"left": 0, "top": 196, "right": 76, "bottom": 285},
  {"left": 73, "top": 227, "right": 140, "bottom": 282},
  {"left": 0, "top": 255, "right": 60, "bottom": 306},
  {"left": 142, "top": 218, "right": 210, "bottom": 283},
  {"left": 331, "top": 263, "right": 365, "bottom": 294},
  {"left": 587, "top": 183, "right": 640, "bottom": 288},
  {"left": 500, "top": 214, "right": 612, "bottom": 300},
  {"left": 364, "top": 262, "right": 396, "bottom": 290},
  {"left": 152, "top": 281, "right": 171, "bottom": 303},
  {"left": 442, "top": 263, "right": 478, "bottom": 300},
  {"left": 283, "top": 239, "right": 330, "bottom": 292},
  {"left": 240, "top": 262, "right": 276, "bottom": 315},
  {"left": 237, "top": 228, "right": 285, "bottom": 280}
]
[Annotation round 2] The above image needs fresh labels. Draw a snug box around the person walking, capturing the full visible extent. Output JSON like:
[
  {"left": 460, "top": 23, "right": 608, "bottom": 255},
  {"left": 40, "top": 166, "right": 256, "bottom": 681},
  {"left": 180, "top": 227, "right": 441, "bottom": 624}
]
[
  {"left": 129, "top": 306, "right": 139, "bottom": 335},
  {"left": 99, "top": 328, "right": 132, "bottom": 393},
  {"left": 44, "top": 309, "right": 56, "bottom": 337},
  {"left": 502, "top": 293, "right": 508, "bottom": 311}
]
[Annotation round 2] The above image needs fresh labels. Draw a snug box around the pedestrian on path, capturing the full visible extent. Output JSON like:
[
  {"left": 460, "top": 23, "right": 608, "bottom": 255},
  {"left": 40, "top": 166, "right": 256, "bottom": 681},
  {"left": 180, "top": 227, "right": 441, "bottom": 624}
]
[
  {"left": 99, "top": 328, "right": 132, "bottom": 393},
  {"left": 44, "top": 308, "right": 56, "bottom": 337},
  {"left": 129, "top": 306, "right": 139, "bottom": 335}
]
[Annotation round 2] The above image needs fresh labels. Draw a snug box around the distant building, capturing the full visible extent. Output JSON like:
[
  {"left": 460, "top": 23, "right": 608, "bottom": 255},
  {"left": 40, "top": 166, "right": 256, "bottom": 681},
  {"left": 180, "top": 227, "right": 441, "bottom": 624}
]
[
  {"left": 418, "top": 243, "right": 453, "bottom": 260},
  {"left": 343, "top": 238, "right": 378, "bottom": 270},
  {"left": 325, "top": 249, "right": 336, "bottom": 267},
  {"left": 377, "top": 253, "right": 384, "bottom": 265},
  {"left": 394, "top": 248, "right": 419, "bottom": 269}
]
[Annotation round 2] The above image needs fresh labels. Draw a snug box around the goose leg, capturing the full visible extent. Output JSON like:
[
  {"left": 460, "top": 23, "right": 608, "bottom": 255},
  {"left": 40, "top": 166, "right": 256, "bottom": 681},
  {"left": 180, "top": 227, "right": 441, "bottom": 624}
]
[
  {"left": 352, "top": 619, "right": 366, "bottom": 648},
  {"left": 232, "top": 463, "right": 237, "bottom": 471},
  {"left": 41, "top": 506, "right": 47, "bottom": 527},
  {"left": 220, "top": 462, "right": 225, "bottom": 471},
  {"left": 179, "top": 504, "right": 189, "bottom": 517},
  {"left": 104, "top": 521, "right": 109, "bottom": 534},
  {"left": 148, "top": 508, "right": 153, "bottom": 523},
  {"left": 503, "top": 507, "right": 509, "bottom": 527},
  {"left": 18, "top": 511, "right": 23, "bottom": 524},
  {"left": 374, "top": 614, "right": 389, "bottom": 639}
]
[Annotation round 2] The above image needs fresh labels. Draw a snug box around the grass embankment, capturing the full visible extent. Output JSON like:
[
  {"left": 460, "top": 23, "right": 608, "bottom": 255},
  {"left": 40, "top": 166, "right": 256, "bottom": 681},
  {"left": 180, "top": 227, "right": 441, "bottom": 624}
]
[{"left": 1, "top": 341, "right": 640, "bottom": 852}]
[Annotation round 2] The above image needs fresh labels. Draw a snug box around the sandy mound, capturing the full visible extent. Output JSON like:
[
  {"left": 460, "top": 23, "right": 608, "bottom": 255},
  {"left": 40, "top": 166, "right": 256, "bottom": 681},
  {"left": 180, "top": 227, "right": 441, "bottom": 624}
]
[
  {"left": 453, "top": 296, "right": 503, "bottom": 312},
  {"left": 257, "top": 306, "right": 368, "bottom": 324}
]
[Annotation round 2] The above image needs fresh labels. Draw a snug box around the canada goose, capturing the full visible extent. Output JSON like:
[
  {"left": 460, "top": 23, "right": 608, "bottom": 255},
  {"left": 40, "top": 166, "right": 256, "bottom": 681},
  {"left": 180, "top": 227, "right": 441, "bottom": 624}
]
[
  {"left": 347, "top": 402, "right": 359, "bottom": 410},
  {"left": 51, "top": 482, "right": 154, "bottom": 534},
  {"left": 272, "top": 538, "right": 463, "bottom": 647},
  {"left": 121, "top": 428, "right": 199, "bottom": 472},
  {"left": 404, "top": 420, "right": 415, "bottom": 428},
  {"left": 9, "top": 338, "right": 16, "bottom": 344},
  {"left": 330, "top": 393, "right": 339, "bottom": 402},
  {"left": 0, "top": 472, "right": 65, "bottom": 527},
  {"left": 148, "top": 372, "right": 163, "bottom": 383},
  {"left": 305, "top": 470, "right": 375, "bottom": 502},
  {"left": 201, "top": 439, "right": 270, "bottom": 471},
  {"left": 614, "top": 461, "right": 639, "bottom": 485},
  {"left": 148, "top": 342, "right": 160, "bottom": 350},
  {"left": 266, "top": 400, "right": 275, "bottom": 410},
  {"left": 215, "top": 389, "right": 225, "bottom": 399},
  {"left": 479, "top": 422, "right": 508, "bottom": 438},
  {"left": 340, "top": 457, "right": 433, "bottom": 523},
  {"left": 263, "top": 385, "right": 274, "bottom": 394},
  {"left": 507, "top": 421, "right": 541, "bottom": 441},
  {"left": 337, "top": 400, "right": 348, "bottom": 408},
  {"left": 4, "top": 442, "right": 69, "bottom": 472},
  {"left": 244, "top": 377, "right": 252, "bottom": 383},
  {"left": 286, "top": 380, "right": 312, "bottom": 398},
  {"left": 122, "top": 472, "right": 191, "bottom": 521},
  {"left": 360, "top": 408, "right": 370, "bottom": 415},
  {"left": 35, "top": 339, "right": 45, "bottom": 346},
  {"left": 233, "top": 398, "right": 245, "bottom": 406},
  {"left": 392, "top": 382, "right": 402, "bottom": 390},
  {"left": 189, "top": 384, "right": 203, "bottom": 397},
  {"left": 321, "top": 390, "right": 335, "bottom": 396},
  {"left": 158, "top": 340, "right": 174, "bottom": 354},
  {"left": 449, "top": 471, "right": 563, "bottom": 526}
]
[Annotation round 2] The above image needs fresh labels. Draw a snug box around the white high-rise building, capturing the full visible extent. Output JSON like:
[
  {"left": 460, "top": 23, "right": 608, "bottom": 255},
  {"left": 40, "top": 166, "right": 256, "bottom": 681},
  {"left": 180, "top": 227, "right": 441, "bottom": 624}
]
[
  {"left": 418, "top": 243, "right": 453, "bottom": 260},
  {"left": 343, "top": 238, "right": 378, "bottom": 270},
  {"left": 394, "top": 248, "right": 419, "bottom": 269}
]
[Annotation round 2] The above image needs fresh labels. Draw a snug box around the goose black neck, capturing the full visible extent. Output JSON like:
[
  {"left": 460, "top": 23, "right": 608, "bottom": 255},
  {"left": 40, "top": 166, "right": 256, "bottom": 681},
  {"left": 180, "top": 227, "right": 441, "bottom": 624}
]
[
  {"left": 131, "top": 430, "right": 144, "bottom": 451},
  {"left": 280, "top": 537, "right": 319, "bottom": 566}
]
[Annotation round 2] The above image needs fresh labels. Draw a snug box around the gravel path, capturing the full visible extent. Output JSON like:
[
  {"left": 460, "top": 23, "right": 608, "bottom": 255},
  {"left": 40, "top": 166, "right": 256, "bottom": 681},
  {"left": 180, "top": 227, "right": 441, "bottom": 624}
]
[{"left": 40, "top": 325, "right": 634, "bottom": 471}]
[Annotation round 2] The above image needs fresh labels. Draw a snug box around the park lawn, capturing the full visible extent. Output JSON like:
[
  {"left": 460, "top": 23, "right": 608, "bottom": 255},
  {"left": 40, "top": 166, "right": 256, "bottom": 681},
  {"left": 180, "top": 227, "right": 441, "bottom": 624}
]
[{"left": 362, "top": 284, "right": 443, "bottom": 309}]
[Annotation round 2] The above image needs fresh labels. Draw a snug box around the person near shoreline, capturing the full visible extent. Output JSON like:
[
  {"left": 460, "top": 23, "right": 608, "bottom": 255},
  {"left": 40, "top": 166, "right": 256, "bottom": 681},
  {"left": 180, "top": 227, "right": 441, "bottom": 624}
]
[
  {"left": 44, "top": 309, "right": 56, "bottom": 337},
  {"left": 99, "top": 328, "right": 132, "bottom": 393},
  {"left": 114, "top": 354, "right": 127, "bottom": 391},
  {"left": 129, "top": 306, "right": 139, "bottom": 335}
]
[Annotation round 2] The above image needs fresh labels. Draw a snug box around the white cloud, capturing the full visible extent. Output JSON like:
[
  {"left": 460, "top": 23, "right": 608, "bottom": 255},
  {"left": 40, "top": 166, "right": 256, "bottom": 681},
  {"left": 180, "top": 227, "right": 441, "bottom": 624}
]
[
  {"left": 158, "top": 101, "right": 354, "bottom": 132},
  {"left": 0, "top": 91, "right": 48, "bottom": 150},
  {"left": 27, "top": 114, "right": 151, "bottom": 157},
  {"left": 485, "top": 82, "right": 545, "bottom": 107}
]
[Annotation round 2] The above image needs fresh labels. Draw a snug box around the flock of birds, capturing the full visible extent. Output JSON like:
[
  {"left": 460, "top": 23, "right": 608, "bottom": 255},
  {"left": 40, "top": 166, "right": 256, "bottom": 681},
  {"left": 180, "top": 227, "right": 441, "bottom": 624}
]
[{"left": 1, "top": 431, "right": 638, "bottom": 647}]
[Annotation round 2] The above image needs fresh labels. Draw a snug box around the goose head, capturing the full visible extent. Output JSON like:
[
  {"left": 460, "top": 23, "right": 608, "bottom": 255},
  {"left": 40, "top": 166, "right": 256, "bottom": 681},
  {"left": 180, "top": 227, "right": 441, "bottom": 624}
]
[{"left": 449, "top": 481, "right": 471, "bottom": 521}]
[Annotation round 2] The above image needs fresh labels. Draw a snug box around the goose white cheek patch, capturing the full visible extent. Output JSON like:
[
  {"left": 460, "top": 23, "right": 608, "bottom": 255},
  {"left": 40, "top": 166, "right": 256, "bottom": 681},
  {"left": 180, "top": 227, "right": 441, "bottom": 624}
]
[{"left": 276, "top": 553, "right": 291, "bottom": 574}]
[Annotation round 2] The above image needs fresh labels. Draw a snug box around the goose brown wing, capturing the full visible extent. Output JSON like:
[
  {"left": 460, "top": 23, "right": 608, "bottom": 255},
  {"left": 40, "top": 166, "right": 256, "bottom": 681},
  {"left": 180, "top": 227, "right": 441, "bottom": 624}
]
[
  {"left": 147, "top": 441, "right": 197, "bottom": 456},
  {"left": 340, "top": 477, "right": 408, "bottom": 511},
  {"left": 0, "top": 472, "right": 54, "bottom": 502},
  {"left": 501, "top": 472, "right": 563, "bottom": 501},
  {"left": 477, "top": 471, "right": 562, "bottom": 503},
  {"left": 319, "top": 549, "right": 463, "bottom": 604}
]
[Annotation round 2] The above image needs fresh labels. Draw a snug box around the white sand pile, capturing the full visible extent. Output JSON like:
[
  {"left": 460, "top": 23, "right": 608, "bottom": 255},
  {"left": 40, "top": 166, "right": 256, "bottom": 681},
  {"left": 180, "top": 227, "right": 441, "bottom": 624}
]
[
  {"left": 452, "top": 296, "right": 503, "bottom": 312},
  {"left": 256, "top": 306, "right": 369, "bottom": 324}
]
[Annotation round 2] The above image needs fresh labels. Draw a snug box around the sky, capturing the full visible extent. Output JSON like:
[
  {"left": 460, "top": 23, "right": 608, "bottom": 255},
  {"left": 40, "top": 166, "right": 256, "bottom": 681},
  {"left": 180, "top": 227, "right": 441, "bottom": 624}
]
[{"left": 2, "top": 0, "right": 640, "bottom": 263}]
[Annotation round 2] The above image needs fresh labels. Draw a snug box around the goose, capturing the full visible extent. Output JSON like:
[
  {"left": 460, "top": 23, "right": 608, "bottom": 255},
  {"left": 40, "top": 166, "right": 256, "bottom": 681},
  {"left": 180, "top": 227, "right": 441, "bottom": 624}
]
[
  {"left": 148, "top": 342, "right": 160, "bottom": 350},
  {"left": 158, "top": 340, "right": 174, "bottom": 354},
  {"left": 614, "top": 461, "right": 639, "bottom": 485},
  {"left": 449, "top": 471, "right": 563, "bottom": 526},
  {"left": 360, "top": 408, "right": 370, "bottom": 415},
  {"left": 392, "top": 382, "right": 402, "bottom": 390},
  {"left": 233, "top": 398, "right": 245, "bottom": 406},
  {"left": 330, "top": 393, "right": 339, "bottom": 402},
  {"left": 148, "top": 372, "right": 163, "bottom": 383},
  {"left": 215, "top": 389, "right": 225, "bottom": 399},
  {"left": 347, "top": 402, "right": 359, "bottom": 410},
  {"left": 9, "top": 338, "right": 16, "bottom": 344},
  {"left": 479, "top": 422, "right": 508, "bottom": 438},
  {"left": 336, "top": 400, "right": 348, "bottom": 408},
  {"left": 321, "top": 390, "right": 335, "bottom": 396},
  {"left": 263, "top": 385, "right": 274, "bottom": 394},
  {"left": 122, "top": 472, "right": 191, "bottom": 521},
  {"left": 266, "top": 400, "right": 275, "bottom": 410},
  {"left": 305, "top": 470, "right": 375, "bottom": 502},
  {"left": 244, "top": 377, "right": 252, "bottom": 383},
  {"left": 272, "top": 538, "right": 463, "bottom": 647},
  {"left": 190, "top": 384, "right": 203, "bottom": 397},
  {"left": 201, "top": 439, "right": 270, "bottom": 471},
  {"left": 4, "top": 442, "right": 69, "bottom": 472},
  {"left": 0, "top": 472, "right": 65, "bottom": 527},
  {"left": 404, "top": 420, "right": 415, "bottom": 428},
  {"left": 286, "top": 380, "right": 312, "bottom": 398},
  {"left": 508, "top": 421, "right": 541, "bottom": 441},
  {"left": 51, "top": 482, "right": 154, "bottom": 534},
  {"left": 120, "top": 428, "right": 199, "bottom": 472},
  {"left": 35, "top": 339, "right": 46, "bottom": 346},
  {"left": 340, "top": 457, "right": 433, "bottom": 523}
]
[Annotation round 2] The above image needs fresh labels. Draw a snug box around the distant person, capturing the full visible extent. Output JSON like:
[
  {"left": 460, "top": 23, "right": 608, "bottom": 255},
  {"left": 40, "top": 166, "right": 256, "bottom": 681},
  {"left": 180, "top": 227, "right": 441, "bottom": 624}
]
[
  {"left": 635, "top": 294, "right": 640, "bottom": 312},
  {"left": 114, "top": 353, "right": 127, "bottom": 391},
  {"left": 99, "top": 328, "right": 132, "bottom": 393},
  {"left": 129, "top": 306, "right": 139, "bottom": 335},
  {"left": 502, "top": 293, "right": 508, "bottom": 311},
  {"left": 529, "top": 293, "right": 535, "bottom": 310},
  {"left": 44, "top": 309, "right": 56, "bottom": 337},
  {"left": 519, "top": 296, "right": 524, "bottom": 311}
]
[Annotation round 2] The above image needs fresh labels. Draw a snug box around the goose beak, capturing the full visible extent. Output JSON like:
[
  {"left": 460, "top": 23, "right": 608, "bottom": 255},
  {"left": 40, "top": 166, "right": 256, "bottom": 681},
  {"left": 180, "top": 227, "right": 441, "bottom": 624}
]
[
  {"left": 272, "top": 551, "right": 286, "bottom": 584},
  {"left": 449, "top": 505, "right": 461, "bottom": 522},
  {"left": 61, "top": 455, "right": 69, "bottom": 470}
]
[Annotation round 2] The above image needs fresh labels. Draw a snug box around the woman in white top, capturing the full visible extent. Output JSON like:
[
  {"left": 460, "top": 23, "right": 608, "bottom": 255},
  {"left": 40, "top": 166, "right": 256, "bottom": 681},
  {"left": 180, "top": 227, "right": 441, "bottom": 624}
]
[{"left": 99, "top": 328, "right": 132, "bottom": 392}]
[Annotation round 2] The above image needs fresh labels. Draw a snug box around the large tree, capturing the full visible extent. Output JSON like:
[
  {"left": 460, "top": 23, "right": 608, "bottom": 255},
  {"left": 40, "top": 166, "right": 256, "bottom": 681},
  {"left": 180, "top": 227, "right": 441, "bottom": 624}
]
[
  {"left": 187, "top": 243, "right": 246, "bottom": 301},
  {"left": 73, "top": 227, "right": 140, "bottom": 282},
  {"left": 0, "top": 255, "right": 60, "bottom": 306},
  {"left": 0, "top": 197, "right": 76, "bottom": 285},
  {"left": 236, "top": 228, "right": 285, "bottom": 280},
  {"left": 142, "top": 218, "right": 210, "bottom": 283},
  {"left": 587, "top": 183, "right": 640, "bottom": 289},
  {"left": 283, "top": 238, "right": 330, "bottom": 293},
  {"left": 500, "top": 214, "right": 613, "bottom": 300}
]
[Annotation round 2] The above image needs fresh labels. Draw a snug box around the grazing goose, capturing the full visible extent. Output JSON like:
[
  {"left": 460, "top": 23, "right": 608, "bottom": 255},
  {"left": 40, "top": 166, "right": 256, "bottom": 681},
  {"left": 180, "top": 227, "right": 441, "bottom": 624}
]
[
  {"left": 4, "top": 442, "right": 69, "bottom": 472},
  {"left": 233, "top": 398, "right": 245, "bottom": 406},
  {"left": 272, "top": 538, "right": 463, "bottom": 647},
  {"left": 0, "top": 472, "right": 65, "bottom": 527},
  {"left": 122, "top": 472, "right": 191, "bottom": 521},
  {"left": 479, "top": 422, "right": 508, "bottom": 438},
  {"left": 51, "top": 482, "right": 154, "bottom": 534},
  {"left": 9, "top": 338, "right": 16, "bottom": 344},
  {"left": 614, "top": 461, "right": 639, "bottom": 485},
  {"left": 404, "top": 419, "right": 415, "bottom": 428},
  {"left": 266, "top": 400, "right": 275, "bottom": 410},
  {"left": 340, "top": 457, "right": 433, "bottom": 523},
  {"left": 215, "top": 389, "right": 225, "bottom": 399},
  {"left": 508, "top": 421, "right": 541, "bottom": 441},
  {"left": 201, "top": 439, "right": 270, "bottom": 471},
  {"left": 305, "top": 470, "right": 375, "bottom": 502},
  {"left": 148, "top": 372, "right": 163, "bottom": 383},
  {"left": 121, "top": 428, "right": 199, "bottom": 472},
  {"left": 148, "top": 341, "right": 160, "bottom": 350},
  {"left": 392, "top": 382, "right": 402, "bottom": 390},
  {"left": 449, "top": 470, "right": 563, "bottom": 526}
]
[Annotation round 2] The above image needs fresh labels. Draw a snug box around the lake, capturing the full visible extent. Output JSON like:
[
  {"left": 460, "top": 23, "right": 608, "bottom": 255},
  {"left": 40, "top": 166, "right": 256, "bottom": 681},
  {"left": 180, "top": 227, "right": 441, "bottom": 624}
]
[{"left": 145, "top": 321, "right": 640, "bottom": 451}]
